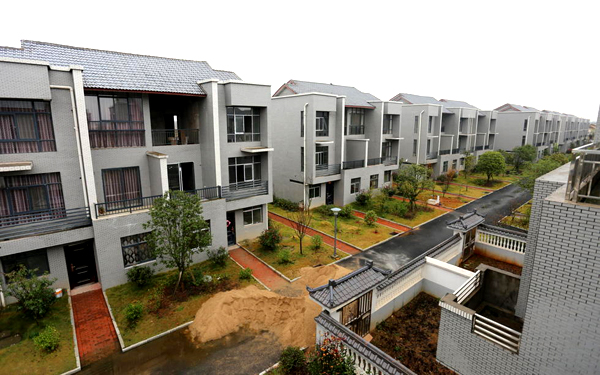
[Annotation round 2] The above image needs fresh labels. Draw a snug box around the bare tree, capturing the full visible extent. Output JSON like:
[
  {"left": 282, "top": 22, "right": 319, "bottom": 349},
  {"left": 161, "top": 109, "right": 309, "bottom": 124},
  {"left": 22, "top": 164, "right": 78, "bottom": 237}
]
[{"left": 290, "top": 200, "right": 313, "bottom": 255}]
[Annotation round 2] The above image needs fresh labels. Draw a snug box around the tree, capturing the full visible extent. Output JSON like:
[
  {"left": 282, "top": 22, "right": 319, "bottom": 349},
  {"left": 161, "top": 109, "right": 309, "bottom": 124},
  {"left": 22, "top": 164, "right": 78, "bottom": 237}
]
[
  {"left": 439, "top": 169, "right": 456, "bottom": 197},
  {"left": 394, "top": 164, "right": 434, "bottom": 212},
  {"left": 547, "top": 152, "right": 570, "bottom": 165},
  {"left": 144, "top": 190, "right": 212, "bottom": 291},
  {"left": 462, "top": 150, "right": 476, "bottom": 183},
  {"left": 517, "top": 158, "right": 562, "bottom": 194},
  {"left": 4, "top": 265, "right": 57, "bottom": 320},
  {"left": 511, "top": 145, "right": 536, "bottom": 173},
  {"left": 477, "top": 151, "right": 506, "bottom": 184},
  {"left": 290, "top": 200, "right": 313, "bottom": 255}
]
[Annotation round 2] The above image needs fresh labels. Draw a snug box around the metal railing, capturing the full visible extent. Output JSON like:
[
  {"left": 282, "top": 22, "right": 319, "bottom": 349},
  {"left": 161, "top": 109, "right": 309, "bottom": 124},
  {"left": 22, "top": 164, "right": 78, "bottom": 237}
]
[
  {"left": 0, "top": 207, "right": 92, "bottom": 241},
  {"left": 454, "top": 270, "right": 482, "bottom": 304},
  {"left": 151, "top": 129, "right": 199, "bottom": 146},
  {"left": 472, "top": 314, "right": 521, "bottom": 354},
  {"left": 484, "top": 145, "right": 490, "bottom": 150},
  {"left": 566, "top": 143, "right": 600, "bottom": 204},
  {"left": 346, "top": 125, "right": 365, "bottom": 135},
  {"left": 452, "top": 148, "right": 460, "bottom": 154},
  {"left": 343, "top": 160, "right": 365, "bottom": 170},
  {"left": 536, "top": 142, "right": 542, "bottom": 147},
  {"left": 222, "top": 180, "right": 268, "bottom": 201},
  {"left": 476, "top": 227, "right": 527, "bottom": 253},
  {"left": 439, "top": 149, "right": 451, "bottom": 156},
  {"left": 315, "top": 164, "right": 341, "bottom": 177},
  {"left": 96, "top": 195, "right": 162, "bottom": 217},
  {"left": 185, "top": 186, "right": 222, "bottom": 201},
  {"left": 426, "top": 152, "right": 438, "bottom": 160},
  {"left": 383, "top": 156, "right": 398, "bottom": 166},
  {"left": 367, "top": 157, "right": 382, "bottom": 166},
  {"left": 475, "top": 145, "right": 484, "bottom": 151}
]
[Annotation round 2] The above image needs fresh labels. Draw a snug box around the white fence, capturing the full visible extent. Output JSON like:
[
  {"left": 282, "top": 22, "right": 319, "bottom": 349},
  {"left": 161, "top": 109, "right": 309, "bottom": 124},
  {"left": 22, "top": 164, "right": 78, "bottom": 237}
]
[{"left": 454, "top": 269, "right": 482, "bottom": 304}]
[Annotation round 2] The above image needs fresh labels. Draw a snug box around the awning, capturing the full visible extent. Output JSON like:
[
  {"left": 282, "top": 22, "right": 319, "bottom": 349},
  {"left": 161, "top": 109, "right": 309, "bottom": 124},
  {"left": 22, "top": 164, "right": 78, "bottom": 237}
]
[{"left": 0, "top": 161, "right": 33, "bottom": 172}]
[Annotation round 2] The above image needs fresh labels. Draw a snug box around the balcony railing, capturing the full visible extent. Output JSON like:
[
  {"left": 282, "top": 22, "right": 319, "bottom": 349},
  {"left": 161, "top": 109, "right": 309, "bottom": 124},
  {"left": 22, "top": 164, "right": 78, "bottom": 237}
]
[
  {"left": 475, "top": 145, "right": 484, "bottom": 151},
  {"left": 566, "top": 143, "right": 600, "bottom": 204},
  {"left": 222, "top": 180, "right": 268, "bottom": 201},
  {"left": 426, "top": 152, "right": 438, "bottom": 160},
  {"left": 185, "top": 186, "right": 222, "bottom": 201},
  {"left": 343, "top": 160, "right": 365, "bottom": 170},
  {"left": 535, "top": 142, "right": 542, "bottom": 147},
  {"left": 439, "top": 149, "right": 451, "bottom": 156},
  {"left": 367, "top": 157, "right": 382, "bottom": 166},
  {"left": 383, "top": 156, "right": 398, "bottom": 166},
  {"left": 452, "top": 148, "right": 460, "bottom": 154},
  {"left": 315, "top": 164, "right": 341, "bottom": 177},
  {"left": 0, "top": 207, "right": 91, "bottom": 241},
  {"left": 151, "top": 129, "right": 199, "bottom": 146},
  {"left": 346, "top": 125, "right": 365, "bottom": 135},
  {"left": 484, "top": 145, "right": 490, "bottom": 150},
  {"left": 472, "top": 313, "right": 521, "bottom": 354}
]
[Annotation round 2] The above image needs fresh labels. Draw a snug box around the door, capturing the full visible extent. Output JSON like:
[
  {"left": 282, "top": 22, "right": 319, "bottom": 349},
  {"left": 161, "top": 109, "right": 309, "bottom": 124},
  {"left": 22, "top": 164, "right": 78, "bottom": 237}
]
[
  {"left": 326, "top": 183, "right": 334, "bottom": 205},
  {"left": 64, "top": 240, "right": 98, "bottom": 289},
  {"left": 463, "top": 227, "right": 476, "bottom": 261},
  {"left": 340, "top": 291, "right": 372, "bottom": 337},
  {"left": 168, "top": 162, "right": 195, "bottom": 191},
  {"left": 226, "top": 211, "right": 236, "bottom": 246}
]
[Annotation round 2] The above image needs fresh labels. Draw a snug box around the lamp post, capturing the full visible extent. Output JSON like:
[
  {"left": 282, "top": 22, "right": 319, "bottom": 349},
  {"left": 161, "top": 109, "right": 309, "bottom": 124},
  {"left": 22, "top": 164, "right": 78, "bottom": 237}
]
[{"left": 330, "top": 207, "right": 342, "bottom": 258}]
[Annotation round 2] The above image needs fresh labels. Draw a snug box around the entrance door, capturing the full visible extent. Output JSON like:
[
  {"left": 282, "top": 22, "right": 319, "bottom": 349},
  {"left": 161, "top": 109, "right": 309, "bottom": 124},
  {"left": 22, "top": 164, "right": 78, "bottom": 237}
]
[
  {"left": 340, "top": 291, "right": 372, "bottom": 337},
  {"left": 64, "top": 240, "right": 98, "bottom": 289},
  {"left": 326, "top": 183, "right": 334, "bottom": 205},
  {"left": 226, "top": 212, "right": 236, "bottom": 246},
  {"left": 463, "top": 227, "right": 477, "bottom": 261},
  {"left": 168, "top": 162, "right": 195, "bottom": 191}
]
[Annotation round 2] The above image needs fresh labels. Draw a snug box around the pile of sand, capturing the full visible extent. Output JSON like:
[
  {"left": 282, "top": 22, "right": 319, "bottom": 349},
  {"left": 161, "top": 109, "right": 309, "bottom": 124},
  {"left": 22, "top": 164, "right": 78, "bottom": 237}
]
[{"left": 188, "top": 264, "right": 350, "bottom": 348}]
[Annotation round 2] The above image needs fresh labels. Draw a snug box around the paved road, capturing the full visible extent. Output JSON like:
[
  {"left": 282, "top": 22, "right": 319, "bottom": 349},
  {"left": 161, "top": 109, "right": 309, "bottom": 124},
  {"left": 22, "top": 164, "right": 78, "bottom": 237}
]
[{"left": 337, "top": 184, "right": 531, "bottom": 271}]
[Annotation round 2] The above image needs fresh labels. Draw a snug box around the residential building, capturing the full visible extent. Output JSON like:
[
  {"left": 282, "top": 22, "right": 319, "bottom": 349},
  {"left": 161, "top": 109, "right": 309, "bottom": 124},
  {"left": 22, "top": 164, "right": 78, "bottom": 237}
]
[
  {"left": 270, "top": 80, "right": 401, "bottom": 207},
  {"left": 390, "top": 93, "right": 497, "bottom": 176},
  {"left": 0, "top": 41, "right": 272, "bottom": 294}
]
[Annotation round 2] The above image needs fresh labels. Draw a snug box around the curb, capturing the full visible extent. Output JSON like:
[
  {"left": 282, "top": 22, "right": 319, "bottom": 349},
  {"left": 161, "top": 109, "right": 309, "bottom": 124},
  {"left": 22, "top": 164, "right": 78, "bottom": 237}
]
[
  {"left": 60, "top": 293, "right": 81, "bottom": 375},
  {"left": 236, "top": 245, "right": 298, "bottom": 283},
  {"left": 102, "top": 290, "right": 126, "bottom": 351},
  {"left": 228, "top": 253, "right": 273, "bottom": 291}
]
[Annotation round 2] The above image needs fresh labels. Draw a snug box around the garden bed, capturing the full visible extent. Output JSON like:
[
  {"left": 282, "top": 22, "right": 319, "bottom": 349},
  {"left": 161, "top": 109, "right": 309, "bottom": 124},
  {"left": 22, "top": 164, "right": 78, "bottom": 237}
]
[
  {"left": 460, "top": 253, "right": 522, "bottom": 275},
  {"left": 0, "top": 297, "right": 77, "bottom": 375},
  {"left": 240, "top": 224, "right": 349, "bottom": 279},
  {"left": 105, "top": 258, "right": 258, "bottom": 347},
  {"left": 417, "top": 192, "right": 474, "bottom": 209},
  {"left": 433, "top": 183, "right": 489, "bottom": 198},
  {"left": 351, "top": 198, "right": 447, "bottom": 228},
  {"left": 370, "top": 292, "right": 455, "bottom": 374}
]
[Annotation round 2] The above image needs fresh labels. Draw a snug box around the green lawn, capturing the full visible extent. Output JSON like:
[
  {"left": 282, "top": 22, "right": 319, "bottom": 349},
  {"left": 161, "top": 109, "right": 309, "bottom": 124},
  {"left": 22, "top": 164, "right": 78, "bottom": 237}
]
[
  {"left": 240, "top": 224, "right": 349, "bottom": 279},
  {"left": 351, "top": 199, "right": 447, "bottom": 228},
  {"left": 417, "top": 191, "right": 473, "bottom": 209},
  {"left": 0, "top": 297, "right": 76, "bottom": 375},
  {"left": 105, "top": 258, "right": 257, "bottom": 347},
  {"left": 269, "top": 205, "right": 394, "bottom": 249},
  {"left": 451, "top": 175, "right": 511, "bottom": 190},
  {"left": 433, "top": 184, "right": 490, "bottom": 198}
]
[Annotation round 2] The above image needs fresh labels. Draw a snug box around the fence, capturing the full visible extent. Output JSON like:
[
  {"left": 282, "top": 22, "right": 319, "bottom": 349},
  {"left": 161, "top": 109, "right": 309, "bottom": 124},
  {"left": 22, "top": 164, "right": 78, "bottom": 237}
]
[
  {"left": 0, "top": 207, "right": 91, "bottom": 241},
  {"left": 565, "top": 143, "right": 600, "bottom": 203},
  {"left": 343, "top": 160, "right": 365, "bottom": 170},
  {"left": 315, "top": 164, "right": 341, "bottom": 176},
  {"left": 368, "top": 157, "right": 382, "bottom": 166},
  {"left": 476, "top": 227, "right": 526, "bottom": 254},
  {"left": 383, "top": 156, "right": 398, "bottom": 166},
  {"left": 472, "top": 313, "right": 521, "bottom": 354},
  {"left": 222, "top": 180, "right": 268, "bottom": 201},
  {"left": 454, "top": 270, "right": 482, "bottom": 304}
]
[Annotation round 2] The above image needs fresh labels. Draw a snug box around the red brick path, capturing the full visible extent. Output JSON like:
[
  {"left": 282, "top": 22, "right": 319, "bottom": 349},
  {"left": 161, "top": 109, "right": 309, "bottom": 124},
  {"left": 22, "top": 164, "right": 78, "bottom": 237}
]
[
  {"left": 229, "top": 247, "right": 289, "bottom": 289},
  {"left": 71, "top": 288, "right": 119, "bottom": 366},
  {"left": 351, "top": 210, "right": 412, "bottom": 231},
  {"left": 268, "top": 212, "right": 362, "bottom": 254}
]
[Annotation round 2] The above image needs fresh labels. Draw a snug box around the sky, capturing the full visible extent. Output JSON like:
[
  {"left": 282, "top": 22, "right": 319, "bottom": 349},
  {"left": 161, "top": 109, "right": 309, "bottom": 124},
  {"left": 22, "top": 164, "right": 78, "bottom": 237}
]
[{"left": 1, "top": 0, "right": 598, "bottom": 121}]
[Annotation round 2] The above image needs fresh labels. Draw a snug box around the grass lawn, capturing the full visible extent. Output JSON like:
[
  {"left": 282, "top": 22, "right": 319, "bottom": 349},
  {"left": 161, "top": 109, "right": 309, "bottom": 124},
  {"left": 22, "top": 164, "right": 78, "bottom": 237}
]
[
  {"left": 0, "top": 297, "right": 76, "bottom": 375},
  {"left": 433, "top": 183, "right": 490, "bottom": 198},
  {"left": 269, "top": 205, "right": 394, "bottom": 249},
  {"left": 499, "top": 215, "right": 529, "bottom": 230},
  {"left": 452, "top": 175, "right": 511, "bottom": 190},
  {"left": 417, "top": 191, "right": 474, "bottom": 209},
  {"left": 516, "top": 200, "right": 532, "bottom": 214},
  {"left": 240, "top": 224, "right": 349, "bottom": 279},
  {"left": 352, "top": 199, "right": 447, "bottom": 228},
  {"left": 105, "top": 258, "right": 257, "bottom": 347}
]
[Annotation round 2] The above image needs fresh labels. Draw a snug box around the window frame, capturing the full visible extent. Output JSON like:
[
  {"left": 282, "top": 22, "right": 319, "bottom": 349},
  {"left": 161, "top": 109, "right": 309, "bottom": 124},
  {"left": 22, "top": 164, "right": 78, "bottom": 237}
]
[
  {"left": 350, "top": 178, "right": 361, "bottom": 194},
  {"left": 382, "top": 141, "right": 392, "bottom": 160},
  {"left": 243, "top": 205, "right": 263, "bottom": 226},
  {"left": 121, "top": 232, "right": 155, "bottom": 268},
  {"left": 370, "top": 174, "right": 379, "bottom": 189},
  {"left": 0, "top": 99, "right": 56, "bottom": 154},
  {"left": 228, "top": 156, "right": 262, "bottom": 186},
  {"left": 0, "top": 173, "right": 63, "bottom": 217},
  {"left": 1, "top": 248, "right": 50, "bottom": 279},
  {"left": 384, "top": 170, "right": 392, "bottom": 183},
  {"left": 227, "top": 107, "right": 261, "bottom": 143},
  {"left": 101, "top": 167, "right": 142, "bottom": 209},
  {"left": 85, "top": 93, "right": 145, "bottom": 148},
  {"left": 309, "top": 185, "right": 321, "bottom": 199},
  {"left": 315, "top": 145, "right": 329, "bottom": 166},
  {"left": 316, "top": 111, "right": 329, "bottom": 137}
]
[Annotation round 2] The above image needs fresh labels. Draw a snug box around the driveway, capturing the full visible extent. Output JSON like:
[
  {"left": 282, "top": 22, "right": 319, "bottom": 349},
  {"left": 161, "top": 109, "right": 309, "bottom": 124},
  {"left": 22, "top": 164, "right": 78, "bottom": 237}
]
[{"left": 336, "top": 184, "right": 531, "bottom": 271}]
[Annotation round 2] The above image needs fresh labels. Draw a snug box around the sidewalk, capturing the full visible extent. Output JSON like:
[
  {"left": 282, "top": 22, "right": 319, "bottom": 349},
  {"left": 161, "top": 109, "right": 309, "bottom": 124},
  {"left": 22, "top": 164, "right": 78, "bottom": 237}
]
[
  {"left": 229, "top": 247, "right": 289, "bottom": 290},
  {"left": 352, "top": 210, "right": 412, "bottom": 232}
]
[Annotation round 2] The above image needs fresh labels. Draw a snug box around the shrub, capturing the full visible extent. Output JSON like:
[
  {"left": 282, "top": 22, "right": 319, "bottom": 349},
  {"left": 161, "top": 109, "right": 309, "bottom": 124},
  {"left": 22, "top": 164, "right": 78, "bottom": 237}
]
[
  {"left": 258, "top": 226, "right": 283, "bottom": 251},
  {"left": 126, "top": 266, "right": 155, "bottom": 288},
  {"left": 207, "top": 246, "right": 228, "bottom": 269},
  {"left": 274, "top": 196, "right": 299, "bottom": 212},
  {"left": 280, "top": 346, "right": 307, "bottom": 375},
  {"left": 364, "top": 210, "right": 378, "bottom": 226},
  {"left": 316, "top": 204, "right": 335, "bottom": 216},
  {"left": 146, "top": 286, "right": 165, "bottom": 314},
  {"left": 278, "top": 248, "right": 293, "bottom": 265},
  {"left": 355, "top": 190, "right": 371, "bottom": 206},
  {"left": 5, "top": 265, "right": 57, "bottom": 320},
  {"left": 239, "top": 268, "right": 253, "bottom": 280},
  {"left": 339, "top": 205, "right": 353, "bottom": 218},
  {"left": 307, "top": 335, "right": 355, "bottom": 375},
  {"left": 311, "top": 235, "right": 323, "bottom": 251},
  {"left": 392, "top": 201, "right": 409, "bottom": 218},
  {"left": 33, "top": 326, "right": 60, "bottom": 352},
  {"left": 381, "top": 185, "right": 395, "bottom": 197},
  {"left": 124, "top": 302, "right": 144, "bottom": 327}
]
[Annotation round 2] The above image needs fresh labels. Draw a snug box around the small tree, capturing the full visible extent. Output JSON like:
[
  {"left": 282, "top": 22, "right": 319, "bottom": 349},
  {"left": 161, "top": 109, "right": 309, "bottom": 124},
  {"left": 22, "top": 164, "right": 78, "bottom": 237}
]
[
  {"left": 394, "top": 164, "right": 434, "bottom": 212},
  {"left": 364, "top": 210, "right": 378, "bottom": 226},
  {"left": 477, "top": 151, "right": 506, "bottom": 184},
  {"left": 258, "top": 225, "right": 282, "bottom": 251},
  {"left": 511, "top": 145, "right": 537, "bottom": 173},
  {"left": 290, "top": 201, "right": 313, "bottom": 255},
  {"left": 462, "top": 151, "right": 476, "bottom": 183},
  {"left": 307, "top": 335, "right": 356, "bottom": 375},
  {"left": 440, "top": 169, "right": 456, "bottom": 197},
  {"left": 144, "top": 190, "right": 212, "bottom": 292},
  {"left": 4, "top": 265, "right": 57, "bottom": 320}
]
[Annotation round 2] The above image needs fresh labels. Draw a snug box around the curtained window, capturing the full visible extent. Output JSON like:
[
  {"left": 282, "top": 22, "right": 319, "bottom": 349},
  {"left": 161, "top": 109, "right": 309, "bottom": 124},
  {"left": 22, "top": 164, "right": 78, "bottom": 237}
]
[
  {"left": 101, "top": 167, "right": 142, "bottom": 210},
  {"left": 86, "top": 93, "right": 145, "bottom": 148},
  {"left": 0, "top": 100, "right": 56, "bottom": 154}
]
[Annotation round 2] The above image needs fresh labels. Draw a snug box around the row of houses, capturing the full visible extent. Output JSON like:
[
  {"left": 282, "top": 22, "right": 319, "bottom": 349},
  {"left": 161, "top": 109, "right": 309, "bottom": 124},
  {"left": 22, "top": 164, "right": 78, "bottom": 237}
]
[{"left": 0, "top": 40, "right": 592, "bottom": 297}]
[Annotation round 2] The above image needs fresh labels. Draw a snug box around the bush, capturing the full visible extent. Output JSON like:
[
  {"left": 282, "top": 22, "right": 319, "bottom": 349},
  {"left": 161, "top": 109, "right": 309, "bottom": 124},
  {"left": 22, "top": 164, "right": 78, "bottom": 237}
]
[
  {"left": 33, "top": 325, "right": 60, "bottom": 352},
  {"left": 258, "top": 226, "right": 283, "bottom": 251},
  {"left": 311, "top": 235, "right": 323, "bottom": 251},
  {"left": 239, "top": 268, "right": 253, "bottom": 280},
  {"left": 339, "top": 205, "right": 353, "bottom": 218},
  {"left": 381, "top": 185, "right": 395, "bottom": 197},
  {"left": 146, "top": 286, "right": 165, "bottom": 314},
  {"left": 5, "top": 265, "right": 57, "bottom": 320},
  {"left": 207, "top": 246, "right": 229, "bottom": 268},
  {"left": 273, "top": 197, "right": 299, "bottom": 212},
  {"left": 124, "top": 302, "right": 144, "bottom": 327},
  {"left": 392, "top": 201, "right": 409, "bottom": 218},
  {"left": 126, "top": 266, "right": 155, "bottom": 288},
  {"left": 307, "top": 335, "right": 355, "bottom": 375},
  {"left": 316, "top": 204, "right": 335, "bottom": 216},
  {"left": 364, "top": 210, "right": 378, "bottom": 226},
  {"left": 355, "top": 190, "right": 371, "bottom": 206},
  {"left": 280, "top": 346, "right": 307, "bottom": 375},
  {"left": 278, "top": 248, "right": 293, "bottom": 265}
]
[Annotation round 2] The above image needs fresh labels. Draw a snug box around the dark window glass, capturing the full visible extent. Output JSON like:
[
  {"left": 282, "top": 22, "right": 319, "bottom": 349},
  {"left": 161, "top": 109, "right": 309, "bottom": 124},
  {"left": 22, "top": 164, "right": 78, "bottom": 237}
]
[
  {"left": 1, "top": 249, "right": 50, "bottom": 277},
  {"left": 227, "top": 107, "right": 261, "bottom": 143},
  {"left": 101, "top": 167, "right": 142, "bottom": 210},
  {"left": 0, "top": 173, "right": 64, "bottom": 222},
  {"left": 0, "top": 99, "right": 56, "bottom": 154},
  {"left": 85, "top": 93, "right": 145, "bottom": 148},
  {"left": 243, "top": 205, "right": 263, "bottom": 225},
  {"left": 121, "top": 233, "right": 154, "bottom": 267}
]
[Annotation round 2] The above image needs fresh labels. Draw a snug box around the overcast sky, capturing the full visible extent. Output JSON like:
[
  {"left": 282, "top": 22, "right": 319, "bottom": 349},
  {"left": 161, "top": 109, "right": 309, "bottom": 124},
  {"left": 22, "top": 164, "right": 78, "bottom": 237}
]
[{"left": 1, "top": 0, "right": 598, "bottom": 120}]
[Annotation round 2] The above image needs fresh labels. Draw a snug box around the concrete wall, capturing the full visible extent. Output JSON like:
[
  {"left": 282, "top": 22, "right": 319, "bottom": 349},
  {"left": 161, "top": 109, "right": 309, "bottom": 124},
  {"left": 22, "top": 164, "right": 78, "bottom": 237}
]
[{"left": 474, "top": 244, "right": 524, "bottom": 267}]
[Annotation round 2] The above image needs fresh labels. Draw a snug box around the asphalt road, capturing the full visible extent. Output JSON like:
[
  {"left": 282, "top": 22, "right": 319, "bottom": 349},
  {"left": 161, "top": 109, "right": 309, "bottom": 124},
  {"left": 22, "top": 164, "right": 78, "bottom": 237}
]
[{"left": 337, "top": 184, "right": 531, "bottom": 271}]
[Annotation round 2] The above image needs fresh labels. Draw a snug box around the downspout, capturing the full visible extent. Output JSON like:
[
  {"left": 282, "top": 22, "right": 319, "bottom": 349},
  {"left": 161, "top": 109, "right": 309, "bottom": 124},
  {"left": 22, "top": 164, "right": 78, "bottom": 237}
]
[
  {"left": 416, "top": 110, "right": 425, "bottom": 164},
  {"left": 303, "top": 103, "right": 308, "bottom": 207}
]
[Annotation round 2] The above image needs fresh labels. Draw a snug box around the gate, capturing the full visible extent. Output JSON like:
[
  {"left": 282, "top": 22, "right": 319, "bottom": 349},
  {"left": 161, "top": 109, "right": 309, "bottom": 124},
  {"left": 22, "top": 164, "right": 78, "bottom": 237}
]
[
  {"left": 340, "top": 291, "right": 372, "bottom": 337},
  {"left": 463, "top": 227, "right": 476, "bottom": 260}
]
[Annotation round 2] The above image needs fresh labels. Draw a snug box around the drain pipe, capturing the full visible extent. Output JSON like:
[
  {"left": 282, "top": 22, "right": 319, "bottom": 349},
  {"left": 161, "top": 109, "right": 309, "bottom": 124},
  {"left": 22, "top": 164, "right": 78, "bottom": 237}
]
[
  {"left": 0, "top": 284, "right": 4, "bottom": 308},
  {"left": 416, "top": 110, "right": 425, "bottom": 164},
  {"left": 303, "top": 103, "right": 309, "bottom": 207}
]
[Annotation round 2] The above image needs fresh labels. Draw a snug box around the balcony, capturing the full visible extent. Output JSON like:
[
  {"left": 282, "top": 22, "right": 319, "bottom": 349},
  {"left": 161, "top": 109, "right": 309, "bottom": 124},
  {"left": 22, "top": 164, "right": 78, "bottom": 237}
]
[
  {"left": 343, "top": 160, "right": 365, "bottom": 170},
  {"left": 0, "top": 207, "right": 91, "bottom": 241},
  {"left": 439, "top": 149, "right": 451, "bottom": 156},
  {"left": 367, "top": 157, "right": 382, "bottom": 166},
  {"left": 475, "top": 145, "right": 484, "bottom": 151},
  {"left": 452, "top": 148, "right": 460, "bottom": 154},
  {"left": 383, "top": 156, "right": 398, "bottom": 166},
  {"left": 315, "top": 164, "right": 341, "bottom": 177},
  {"left": 426, "top": 152, "right": 438, "bottom": 160},
  {"left": 89, "top": 130, "right": 145, "bottom": 149},
  {"left": 151, "top": 129, "right": 199, "bottom": 146},
  {"left": 222, "top": 180, "right": 268, "bottom": 201},
  {"left": 346, "top": 125, "right": 365, "bottom": 135},
  {"left": 566, "top": 143, "right": 600, "bottom": 205}
]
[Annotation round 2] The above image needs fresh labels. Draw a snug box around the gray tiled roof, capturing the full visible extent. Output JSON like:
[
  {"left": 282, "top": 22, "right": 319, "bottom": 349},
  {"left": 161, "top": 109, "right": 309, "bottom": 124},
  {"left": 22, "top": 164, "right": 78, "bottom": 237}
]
[
  {"left": 0, "top": 41, "right": 241, "bottom": 95},
  {"left": 307, "top": 261, "right": 390, "bottom": 308},
  {"left": 439, "top": 99, "right": 479, "bottom": 110},
  {"left": 389, "top": 93, "right": 453, "bottom": 114},
  {"left": 478, "top": 223, "right": 528, "bottom": 240},
  {"left": 446, "top": 211, "right": 485, "bottom": 231},
  {"left": 495, "top": 103, "right": 539, "bottom": 112},
  {"left": 279, "top": 80, "right": 380, "bottom": 108}
]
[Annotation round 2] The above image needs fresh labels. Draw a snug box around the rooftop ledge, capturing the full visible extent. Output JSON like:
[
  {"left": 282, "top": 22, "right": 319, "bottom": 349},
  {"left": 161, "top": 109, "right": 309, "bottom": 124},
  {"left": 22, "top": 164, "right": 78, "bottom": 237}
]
[{"left": 241, "top": 146, "right": 274, "bottom": 153}]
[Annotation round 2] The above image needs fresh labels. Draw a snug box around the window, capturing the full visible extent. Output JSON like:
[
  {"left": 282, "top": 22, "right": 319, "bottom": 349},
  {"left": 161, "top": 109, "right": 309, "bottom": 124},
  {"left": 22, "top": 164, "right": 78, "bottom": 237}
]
[
  {"left": 228, "top": 156, "right": 262, "bottom": 186},
  {"left": 523, "top": 119, "right": 528, "bottom": 132},
  {"left": 443, "top": 161, "right": 448, "bottom": 173},
  {"left": 0, "top": 100, "right": 56, "bottom": 154},
  {"left": 316, "top": 111, "right": 329, "bottom": 137},
  {"left": 300, "top": 111, "right": 304, "bottom": 137},
  {"left": 203, "top": 219, "right": 212, "bottom": 245},
  {"left": 427, "top": 139, "right": 431, "bottom": 154},
  {"left": 414, "top": 116, "right": 419, "bottom": 133},
  {"left": 412, "top": 139, "right": 417, "bottom": 156},
  {"left": 0, "top": 173, "right": 65, "bottom": 223},
  {"left": 1, "top": 249, "right": 50, "bottom": 277},
  {"left": 452, "top": 160, "right": 457, "bottom": 170},
  {"left": 460, "top": 158, "right": 465, "bottom": 166},
  {"left": 382, "top": 142, "right": 392, "bottom": 160},
  {"left": 315, "top": 146, "right": 329, "bottom": 166},
  {"left": 384, "top": 170, "right": 392, "bottom": 183},
  {"left": 370, "top": 174, "right": 379, "bottom": 189},
  {"left": 243, "top": 205, "right": 263, "bottom": 225},
  {"left": 521, "top": 136, "right": 526, "bottom": 146},
  {"left": 309, "top": 185, "right": 321, "bottom": 199},
  {"left": 383, "top": 115, "right": 393, "bottom": 134},
  {"left": 101, "top": 167, "right": 142, "bottom": 210},
  {"left": 350, "top": 178, "right": 361, "bottom": 194},
  {"left": 226, "top": 107, "right": 261, "bottom": 142},
  {"left": 428, "top": 116, "right": 433, "bottom": 133},
  {"left": 167, "top": 162, "right": 195, "bottom": 191},
  {"left": 346, "top": 108, "right": 365, "bottom": 135},
  {"left": 121, "top": 233, "right": 154, "bottom": 267},
  {"left": 85, "top": 93, "right": 145, "bottom": 148},
  {"left": 300, "top": 147, "right": 304, "bottom": 172}
]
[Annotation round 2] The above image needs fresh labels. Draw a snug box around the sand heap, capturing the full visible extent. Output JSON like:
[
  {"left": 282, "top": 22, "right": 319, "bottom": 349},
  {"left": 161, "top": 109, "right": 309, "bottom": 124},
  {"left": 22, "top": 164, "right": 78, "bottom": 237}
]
[{"left": 188, "top": 264, "right": 350, "bottom": 348}]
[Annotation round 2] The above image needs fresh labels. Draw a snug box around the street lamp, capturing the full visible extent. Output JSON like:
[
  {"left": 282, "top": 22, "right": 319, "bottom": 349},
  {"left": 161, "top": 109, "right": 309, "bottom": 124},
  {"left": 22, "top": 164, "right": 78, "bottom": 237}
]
[{"left": 330, "top": 207, "right": 342, "bottom": 258}]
